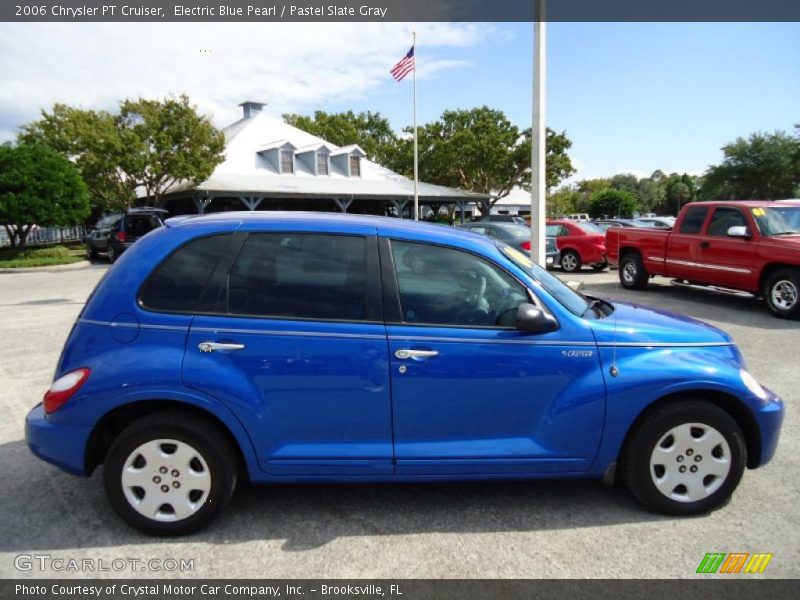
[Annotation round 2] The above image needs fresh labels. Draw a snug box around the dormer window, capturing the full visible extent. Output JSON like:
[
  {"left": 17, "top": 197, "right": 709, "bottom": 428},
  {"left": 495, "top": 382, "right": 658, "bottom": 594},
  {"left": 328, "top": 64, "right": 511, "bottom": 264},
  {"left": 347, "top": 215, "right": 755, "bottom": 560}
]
[
  {"left": 317, "top": 153, "right": 329, "bottom": 176},
  {"left": 349, "top": 156, "right": 361, "bottom": 177},
  {"left": 281, "top": 150, "right": 294, "bottom": 174}
]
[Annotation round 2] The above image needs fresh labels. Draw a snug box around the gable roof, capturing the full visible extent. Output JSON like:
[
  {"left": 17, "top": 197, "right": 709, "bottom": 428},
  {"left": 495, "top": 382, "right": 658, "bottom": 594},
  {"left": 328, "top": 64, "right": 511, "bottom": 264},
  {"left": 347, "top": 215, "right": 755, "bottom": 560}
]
[{"left": 164, "top": 111, "right": 486, "bottom": 201}]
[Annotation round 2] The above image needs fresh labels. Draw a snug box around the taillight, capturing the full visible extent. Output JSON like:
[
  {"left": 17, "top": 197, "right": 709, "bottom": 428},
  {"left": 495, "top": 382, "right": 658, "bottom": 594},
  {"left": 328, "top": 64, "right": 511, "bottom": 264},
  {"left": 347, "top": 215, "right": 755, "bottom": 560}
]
[
  {"left": 43, "top": 368, "right": 90, "bottom": 414},
  {"left": 115, "top": 231, "right": 127, "bottom": 243},
  {"left": 520, "top": 240, "right": 531, "bottom": 251}
]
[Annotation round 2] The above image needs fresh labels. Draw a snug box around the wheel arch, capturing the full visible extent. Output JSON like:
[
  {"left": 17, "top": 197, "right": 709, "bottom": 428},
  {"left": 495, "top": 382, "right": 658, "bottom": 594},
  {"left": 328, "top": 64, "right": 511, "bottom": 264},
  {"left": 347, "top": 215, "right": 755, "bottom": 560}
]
[
  {"left": 85, "top": 399, "right": 255, "bottom": 480},
  {"left": 619, "top": 389, "right": 761, "bottom": 470},
  {"left": 618, "top": 246, "right": 642, "bottom": 260},
  {"left": 759, "top": 263, "right": 800, "bottom": 290}
]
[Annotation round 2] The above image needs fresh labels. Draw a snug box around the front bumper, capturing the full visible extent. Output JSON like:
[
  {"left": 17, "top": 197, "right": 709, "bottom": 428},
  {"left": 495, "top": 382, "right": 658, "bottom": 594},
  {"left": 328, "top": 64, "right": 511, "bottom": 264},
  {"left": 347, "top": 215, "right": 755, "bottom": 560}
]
[
  {"left": 25, "top": 403, "right": 91, "bottom": 476},
  {"left": 754, "top": 386, "right": 784, "bottom": 467}
]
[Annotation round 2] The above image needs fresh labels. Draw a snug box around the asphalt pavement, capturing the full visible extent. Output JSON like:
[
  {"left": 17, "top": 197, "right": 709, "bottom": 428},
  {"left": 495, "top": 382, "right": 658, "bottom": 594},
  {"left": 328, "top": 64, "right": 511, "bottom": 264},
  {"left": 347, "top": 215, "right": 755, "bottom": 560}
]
[{"left": 0, "top": 264, "right": 797, "bottom": 578}]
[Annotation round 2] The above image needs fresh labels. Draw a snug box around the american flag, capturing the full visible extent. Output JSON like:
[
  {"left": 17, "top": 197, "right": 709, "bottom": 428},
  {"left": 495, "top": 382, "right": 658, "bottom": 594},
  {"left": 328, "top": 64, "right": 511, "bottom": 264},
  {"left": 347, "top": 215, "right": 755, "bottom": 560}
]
[{"left": 390, "top": 46, "right": 415, "bottom": 82}]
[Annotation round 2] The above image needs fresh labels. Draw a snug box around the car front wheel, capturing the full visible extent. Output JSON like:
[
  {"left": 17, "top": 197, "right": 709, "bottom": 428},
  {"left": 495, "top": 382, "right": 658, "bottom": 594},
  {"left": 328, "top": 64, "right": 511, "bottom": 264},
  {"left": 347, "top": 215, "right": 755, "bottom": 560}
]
[
  {"left": 104, "top": 411, "right": 238, "bottom": 536},
  {"left": 764, "top": 268, "right": 800, "bottom": 319},
  {"left": 621, "top": 400, "right": 745, "bottom": 516}
]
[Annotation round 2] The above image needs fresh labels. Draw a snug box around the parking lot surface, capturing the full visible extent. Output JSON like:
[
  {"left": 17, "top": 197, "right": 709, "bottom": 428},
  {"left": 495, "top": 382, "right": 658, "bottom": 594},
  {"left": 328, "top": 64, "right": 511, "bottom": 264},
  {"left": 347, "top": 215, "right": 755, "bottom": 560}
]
[{"left": 0, "top": 265, "right": 797, "bottom": 578}]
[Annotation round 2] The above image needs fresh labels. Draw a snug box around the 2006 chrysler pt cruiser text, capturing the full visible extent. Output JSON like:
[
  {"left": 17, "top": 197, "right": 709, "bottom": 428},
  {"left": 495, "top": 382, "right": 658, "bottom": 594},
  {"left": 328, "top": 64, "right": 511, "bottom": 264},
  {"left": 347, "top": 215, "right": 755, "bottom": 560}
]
[{"left": 26, "top": 212, "right": 784, "bottom": 535}]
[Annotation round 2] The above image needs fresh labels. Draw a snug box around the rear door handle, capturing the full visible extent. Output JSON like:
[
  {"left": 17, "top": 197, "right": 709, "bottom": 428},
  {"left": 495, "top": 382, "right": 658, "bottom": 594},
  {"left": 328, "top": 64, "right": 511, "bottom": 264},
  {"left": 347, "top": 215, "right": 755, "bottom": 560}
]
[
  {"left": 198, "top": 341, "right": 245, "bottom": 353},
  {"left": 700, "top": 241, "right": 710, "bottom": 248},
  {"left": 395, "top": 349, "right": 439, "bottom": 359}
]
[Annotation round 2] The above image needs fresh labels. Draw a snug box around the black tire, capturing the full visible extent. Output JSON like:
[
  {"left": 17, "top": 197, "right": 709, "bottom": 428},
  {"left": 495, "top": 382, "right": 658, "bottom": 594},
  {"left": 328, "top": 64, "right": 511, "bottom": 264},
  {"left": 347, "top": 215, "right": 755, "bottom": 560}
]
[
  {"left": 619, "top": 253, "right": 649, "bottom": 290},
  {"left": 107, "top": 245, "right": 118, "bottom": 264},
  {"left": 87, "top": 245, "right": 99, "bottom": 260},
  {"left": 621, "top": 400, "right": 746, "bottom": 516},
  {"left": 592, "top": 262, "right": 608, "bottom": 272},
  {"left": 104, "top": 411, "right": 238, "bottom": 536},
  {"left": 763, "top": 268, "right": 800, "bottom": 319},
  {"left": 560, "top": 250, "right": 582, "bottom": 273}
]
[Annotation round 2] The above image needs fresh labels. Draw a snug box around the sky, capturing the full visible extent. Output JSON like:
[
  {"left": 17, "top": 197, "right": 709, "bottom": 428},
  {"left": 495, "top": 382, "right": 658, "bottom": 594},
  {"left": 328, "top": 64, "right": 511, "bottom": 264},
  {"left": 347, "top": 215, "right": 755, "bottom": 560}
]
[{"left": 0, "top": 21, "right": 798, "bottom": 184}]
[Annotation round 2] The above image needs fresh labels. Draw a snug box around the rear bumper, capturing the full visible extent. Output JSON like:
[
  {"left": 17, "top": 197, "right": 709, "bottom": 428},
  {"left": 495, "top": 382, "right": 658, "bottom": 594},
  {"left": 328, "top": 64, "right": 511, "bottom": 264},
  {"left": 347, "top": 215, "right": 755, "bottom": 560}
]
[
  {"left": 25, "top": 404, "right": 91, "bottom": 476},
  {"left": 754, "top": 387, "right": 784, "bottom": 467}
]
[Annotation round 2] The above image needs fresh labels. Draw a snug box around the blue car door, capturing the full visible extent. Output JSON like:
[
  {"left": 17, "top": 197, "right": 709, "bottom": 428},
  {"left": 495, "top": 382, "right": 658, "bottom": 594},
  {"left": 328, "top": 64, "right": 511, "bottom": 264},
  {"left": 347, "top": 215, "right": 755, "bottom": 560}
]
[
  {"left": 182, "top": 230, "right": 393, "bottom": 476},
  {"left": 381, "top": 237, "right": 605, "bottom": 475}
]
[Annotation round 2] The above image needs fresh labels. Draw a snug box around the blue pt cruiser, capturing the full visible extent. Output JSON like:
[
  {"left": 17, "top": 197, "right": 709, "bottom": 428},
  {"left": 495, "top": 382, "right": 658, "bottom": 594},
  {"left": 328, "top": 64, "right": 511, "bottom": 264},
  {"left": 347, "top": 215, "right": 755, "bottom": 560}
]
[{"left": 26, "top": 213, "right": 784, "bottom": 535}]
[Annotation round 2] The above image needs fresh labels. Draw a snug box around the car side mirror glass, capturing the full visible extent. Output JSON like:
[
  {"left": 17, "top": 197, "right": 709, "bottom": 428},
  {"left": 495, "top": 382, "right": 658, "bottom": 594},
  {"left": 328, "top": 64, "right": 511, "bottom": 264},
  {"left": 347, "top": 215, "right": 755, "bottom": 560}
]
[
  {"left": 727, "top": 225, "right": 751, "bottom": 239},
  {"left": 515, "top": 303, "right": 558, "bottom": 334}
]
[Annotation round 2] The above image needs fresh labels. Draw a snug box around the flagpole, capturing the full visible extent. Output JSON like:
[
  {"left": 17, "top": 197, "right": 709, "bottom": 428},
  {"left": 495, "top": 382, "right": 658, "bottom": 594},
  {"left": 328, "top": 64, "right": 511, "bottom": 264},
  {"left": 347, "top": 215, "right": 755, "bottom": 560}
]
[{"left": 413, "top": 31, "right": 419, "bottom": 221}]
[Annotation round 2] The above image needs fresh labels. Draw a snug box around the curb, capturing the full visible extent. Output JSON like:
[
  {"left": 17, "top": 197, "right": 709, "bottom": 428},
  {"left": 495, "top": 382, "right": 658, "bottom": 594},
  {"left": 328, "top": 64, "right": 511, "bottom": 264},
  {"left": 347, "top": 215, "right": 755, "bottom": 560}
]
[
  {"left": 566, "top": 280, "right": 584, "bottom": 291},
  {"left": 0, "top": 260, "right": 95, "bottom": 274}
]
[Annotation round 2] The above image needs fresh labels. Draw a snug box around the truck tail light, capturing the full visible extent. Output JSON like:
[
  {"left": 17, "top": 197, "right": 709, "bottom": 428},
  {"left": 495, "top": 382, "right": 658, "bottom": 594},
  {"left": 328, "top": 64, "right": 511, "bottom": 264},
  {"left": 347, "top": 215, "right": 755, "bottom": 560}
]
[
  {"left": 43, "top": 368, "right": 90, "bottom": 414},
  {"left": 520, "top": 240, "right": 531, "bottom": 251},
  {"left": 115, "top": 231, "right": 127, "bottom": 243}
]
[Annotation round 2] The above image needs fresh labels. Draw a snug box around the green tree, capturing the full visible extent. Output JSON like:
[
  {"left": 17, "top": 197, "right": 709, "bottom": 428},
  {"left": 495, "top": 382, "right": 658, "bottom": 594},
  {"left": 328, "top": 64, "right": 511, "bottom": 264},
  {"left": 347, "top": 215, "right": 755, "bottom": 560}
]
[
  {"left": 116, "top": 95, "right": 225, "bottom": 206},
  {"left": 283, "top": 110, "right": 399, "bottom": 166},
  {"left": 393, "top": 107, "right": 574, "bottom": 214},
  {"left": 19, "top": 104, "right": 134, "bottom": 214},
  {"left": 20, "top": 95, "right": 225, "bottom": 213},
  {"left": 588, "top": 188, "right": 637, "bottom": 219},
  {"left": 0, "top": 143, "right": 90, "bottom": 250},
  {"left": 701, "top": 131, "right": 800, "bottom": 200}
]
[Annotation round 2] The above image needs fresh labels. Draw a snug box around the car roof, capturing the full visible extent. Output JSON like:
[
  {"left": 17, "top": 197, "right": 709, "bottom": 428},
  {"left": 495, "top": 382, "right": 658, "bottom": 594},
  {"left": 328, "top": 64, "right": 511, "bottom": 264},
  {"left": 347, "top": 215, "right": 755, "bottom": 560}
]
[{"left": 163, "top": 211, "right": 500, "bottom": 248}]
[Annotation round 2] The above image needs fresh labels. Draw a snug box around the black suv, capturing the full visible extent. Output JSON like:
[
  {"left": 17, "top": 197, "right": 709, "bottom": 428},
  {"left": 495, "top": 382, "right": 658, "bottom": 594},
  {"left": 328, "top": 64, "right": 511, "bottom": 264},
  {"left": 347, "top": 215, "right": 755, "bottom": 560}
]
[{"left": 88, "top": 208, "right": 167, "bottom": 263}]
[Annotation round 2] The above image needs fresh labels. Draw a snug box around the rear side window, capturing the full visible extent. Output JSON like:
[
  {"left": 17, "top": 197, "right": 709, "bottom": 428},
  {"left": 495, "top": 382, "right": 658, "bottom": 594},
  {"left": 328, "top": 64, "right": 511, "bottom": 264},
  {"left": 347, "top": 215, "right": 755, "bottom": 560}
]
[
  {"left": 125, "top": 215, "right": 161, "bottom": 237},
  {"left": 679, "top": 206, "right": 709, "bottom": 234},
  {"left": 139, "top": 234, "right": 232, "bottom": 312},
  {"left": 228, "top": 233, "right": 367, "bottom": 321}
]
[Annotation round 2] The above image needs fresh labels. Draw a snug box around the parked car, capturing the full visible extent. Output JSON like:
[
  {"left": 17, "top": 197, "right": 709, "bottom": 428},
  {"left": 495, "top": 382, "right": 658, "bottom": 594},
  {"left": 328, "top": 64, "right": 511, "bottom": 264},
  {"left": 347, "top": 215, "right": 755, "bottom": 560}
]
[
  {"left": 565, "top": 213, "right": 591, "bottom": 222},
  {"left": 26, "top": 212, "right": 784, "bottom": 535},
  {"left": 458, "top": 221, "right": 560, "bottom": 268},
  {"left": 593, "top": 218, "right": 657, "bottom": 230},
  {"left": 86, "top": 213, "right": 123, "bottom": 259},
  {"left": 107, "top": 208, "right": 168, "bottom": 263},
  {"left": 476, "top": 215, "right": 528, "bottom": 225},
  {"left": 606, "top": 201, "right": 800, "bottom": 318},
  {"left": 546, "top": 219, "right": 608, "bottom": 273},
  {"left": 637, "top": 217, "right": 676, "bottom": 229}
]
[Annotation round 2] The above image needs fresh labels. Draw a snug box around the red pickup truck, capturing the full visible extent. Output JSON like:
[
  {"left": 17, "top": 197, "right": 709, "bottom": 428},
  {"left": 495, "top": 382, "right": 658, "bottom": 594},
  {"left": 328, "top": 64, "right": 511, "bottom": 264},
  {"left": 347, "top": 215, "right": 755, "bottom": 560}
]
[{"left": 606, "top": 201, "right": 800, "bottom": 318}]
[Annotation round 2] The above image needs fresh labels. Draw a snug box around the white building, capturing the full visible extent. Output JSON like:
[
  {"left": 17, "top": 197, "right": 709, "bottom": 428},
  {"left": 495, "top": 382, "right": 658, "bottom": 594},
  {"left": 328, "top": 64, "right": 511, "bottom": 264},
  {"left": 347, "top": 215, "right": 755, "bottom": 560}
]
[{"left": 160, "top": 101, "right": 487, "bottom": 220}]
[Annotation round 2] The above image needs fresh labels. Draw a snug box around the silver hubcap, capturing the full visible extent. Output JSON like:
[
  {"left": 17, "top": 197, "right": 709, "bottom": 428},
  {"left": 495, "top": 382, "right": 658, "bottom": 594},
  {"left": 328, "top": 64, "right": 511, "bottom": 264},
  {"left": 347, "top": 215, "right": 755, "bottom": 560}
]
[
  {"left": 650, "top": 423, "right": 731, "bottom": 503},
  {"left": 562, "top": 254, "right": 578, "bottom": 271},
  {"left": 771, "top": 280, "right": 798, "bottom": 311},
  {"left": 121, "top": 439, "right": 211, "bottom": 522},
  {"left": 622, "top": 261, "right": 637, "bottom": 283}
]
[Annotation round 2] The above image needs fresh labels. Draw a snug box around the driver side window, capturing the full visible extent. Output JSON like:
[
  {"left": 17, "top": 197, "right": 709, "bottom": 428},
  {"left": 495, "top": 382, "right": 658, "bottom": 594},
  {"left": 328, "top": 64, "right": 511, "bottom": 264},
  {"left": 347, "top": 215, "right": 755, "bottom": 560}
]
[{"left": 390, "top": 240, "right": 529, "bottom": 328}]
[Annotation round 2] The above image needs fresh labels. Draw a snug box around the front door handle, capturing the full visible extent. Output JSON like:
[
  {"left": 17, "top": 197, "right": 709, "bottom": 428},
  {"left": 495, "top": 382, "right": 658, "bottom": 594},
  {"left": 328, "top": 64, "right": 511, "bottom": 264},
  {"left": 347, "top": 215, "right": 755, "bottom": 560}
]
[
  {"left": 198, "top": 341, "right": 245, "bottom": 353},
  {"left": 700, "top": 241, "right": 710, "bottom": 248},
  {"left": 395, "top": 349, "right": 439, "bottom": 359}
]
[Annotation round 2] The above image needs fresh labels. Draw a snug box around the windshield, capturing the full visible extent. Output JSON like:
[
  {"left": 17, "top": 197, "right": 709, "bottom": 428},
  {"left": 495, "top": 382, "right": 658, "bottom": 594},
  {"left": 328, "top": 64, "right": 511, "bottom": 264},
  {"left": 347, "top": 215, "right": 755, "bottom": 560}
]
[
  {"left": 575, "top": 222, "right": 604, "bottom": 234},
  {"left": 497, "top": 242, "right": 591, "bottom": 316},
  {"left": 751, "top": 206, "right": 800, "bottom": 236}
]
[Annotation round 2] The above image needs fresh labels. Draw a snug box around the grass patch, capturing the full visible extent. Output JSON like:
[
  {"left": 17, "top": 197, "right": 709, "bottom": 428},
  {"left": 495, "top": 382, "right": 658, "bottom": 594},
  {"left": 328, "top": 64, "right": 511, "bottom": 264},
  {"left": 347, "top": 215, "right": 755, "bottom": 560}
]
[{"left": 0, "top": 245, "right": 85, "bottom": 268}]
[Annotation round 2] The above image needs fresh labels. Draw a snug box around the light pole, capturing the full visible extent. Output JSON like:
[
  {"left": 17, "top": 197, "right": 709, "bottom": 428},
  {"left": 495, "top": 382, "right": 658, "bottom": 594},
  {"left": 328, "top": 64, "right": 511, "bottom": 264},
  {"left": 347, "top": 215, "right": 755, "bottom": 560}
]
[{"left": 530, "top": 1, "right": 547, "bottom": 267}]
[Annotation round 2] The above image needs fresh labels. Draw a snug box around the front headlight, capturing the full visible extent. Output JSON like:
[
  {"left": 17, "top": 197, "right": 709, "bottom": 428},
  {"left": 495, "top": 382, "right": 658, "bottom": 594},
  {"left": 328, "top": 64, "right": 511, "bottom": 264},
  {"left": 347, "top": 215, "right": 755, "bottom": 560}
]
[{"left": 740, "top": 369, "right": 768, "bottom": 400}]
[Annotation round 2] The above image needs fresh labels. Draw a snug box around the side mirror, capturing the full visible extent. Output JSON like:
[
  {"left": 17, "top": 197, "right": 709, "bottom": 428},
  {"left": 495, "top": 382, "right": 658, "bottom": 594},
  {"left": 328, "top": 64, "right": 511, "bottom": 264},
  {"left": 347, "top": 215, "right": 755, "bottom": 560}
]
[
  {"left": 727, "top": 225, "right": 751, "bottom": 239},
  {"left": 515, "top": 303, "right": 558, "bottom": 334}
]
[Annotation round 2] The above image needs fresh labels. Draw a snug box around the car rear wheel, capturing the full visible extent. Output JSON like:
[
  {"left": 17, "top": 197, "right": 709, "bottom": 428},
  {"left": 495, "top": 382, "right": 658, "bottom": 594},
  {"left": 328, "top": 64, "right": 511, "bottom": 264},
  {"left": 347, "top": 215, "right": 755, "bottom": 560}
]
[
  {"left": 87, "top": 245, "right": 99, "bottom": 260},
  {"left": 621, "top": 400, "right": 745, "bottom": 516},
  {"left": 560, "top": 250, "right": 582, "bottom": 273},
  {"left": 107, "top": 245, "right": 118, "bottom": 264},
  {"left": 764, "top": 269, "right": 800, "bottom": 319},
  {"left": 104, "top": 411, "right": 237, "bottom": 536},
  {"left": 619, "top": 253, "right": 649, "bottom": 290}
]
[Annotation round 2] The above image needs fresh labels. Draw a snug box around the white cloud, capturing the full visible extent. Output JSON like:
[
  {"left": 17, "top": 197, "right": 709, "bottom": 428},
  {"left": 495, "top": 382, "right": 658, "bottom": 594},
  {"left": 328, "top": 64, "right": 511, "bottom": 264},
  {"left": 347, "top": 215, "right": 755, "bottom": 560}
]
[{"left": 0, "top": 22, "right": 494, "bottom": 141}]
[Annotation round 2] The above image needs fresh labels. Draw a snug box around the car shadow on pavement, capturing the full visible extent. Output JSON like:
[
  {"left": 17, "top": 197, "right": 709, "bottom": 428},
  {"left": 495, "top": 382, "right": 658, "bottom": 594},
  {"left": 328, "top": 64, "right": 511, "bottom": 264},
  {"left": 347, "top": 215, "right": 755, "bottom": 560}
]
[
  {"left": 0, "top": 438, "right": 670, "bottom": 553},
  {"left": 585, "top": 281, "right": 800, "bottom": 331}
]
